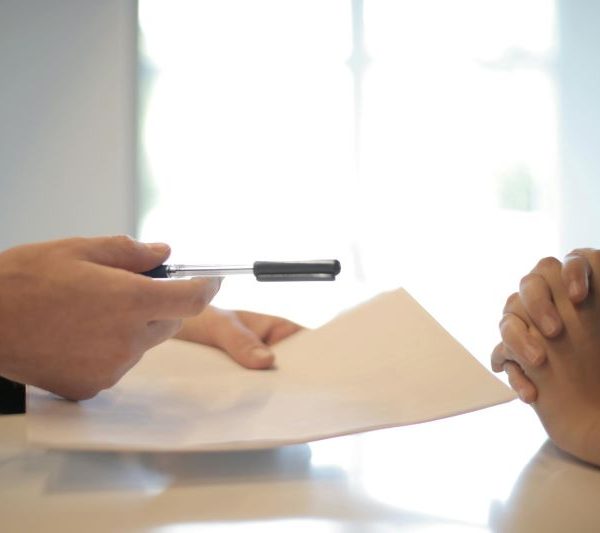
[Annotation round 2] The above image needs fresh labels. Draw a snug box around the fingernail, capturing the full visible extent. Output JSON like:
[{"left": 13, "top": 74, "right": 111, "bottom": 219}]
[
  {"left": 147, "top": 242, "right": 170, "bottom": 254},
  {"left": 541, "top": 315, "right": 558, "bottom": 336},
  {"left": 526, "top": 344, "right": 544, "bottom": 365},
  {"left": 250, "top": 347, "right": 274, "bottom": 361},
  {"left": 569, "top": 281, "right": 582, "bottom": 300}
]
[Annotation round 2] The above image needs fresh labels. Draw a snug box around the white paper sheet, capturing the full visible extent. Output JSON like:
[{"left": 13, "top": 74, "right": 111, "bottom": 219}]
[{"left": 26, "top": 289, "right": 516, "bottom": 451}]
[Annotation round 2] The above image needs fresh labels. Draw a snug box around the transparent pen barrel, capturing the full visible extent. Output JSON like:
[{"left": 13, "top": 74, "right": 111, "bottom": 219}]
[{"left": 166, "top": 265, "right": 253, "bottom": 279}]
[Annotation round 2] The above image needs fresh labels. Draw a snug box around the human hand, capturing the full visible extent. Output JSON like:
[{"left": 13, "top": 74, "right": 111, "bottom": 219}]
[
  {"left": 0, "top": 236, "right": 220, "bottom": 400},
  {"left": 177, "top": 306, "right": 302, "bottom": 369},
  {"left": 492, "top": 249, "right": 600, "bottom": 402},
  {"left": 499, "top": 256, "right": 600, "bottom": 466}
]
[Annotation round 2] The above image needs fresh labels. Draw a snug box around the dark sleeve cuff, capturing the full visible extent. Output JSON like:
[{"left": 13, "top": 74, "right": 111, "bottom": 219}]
[{"left": 0, "top": 376, "right": 25, "bottom": 414}]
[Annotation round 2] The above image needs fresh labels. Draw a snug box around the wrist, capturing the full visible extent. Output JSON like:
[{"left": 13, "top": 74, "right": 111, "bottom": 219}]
[{"left": 546, "top": 404, "right": 600, "bottom": 467}]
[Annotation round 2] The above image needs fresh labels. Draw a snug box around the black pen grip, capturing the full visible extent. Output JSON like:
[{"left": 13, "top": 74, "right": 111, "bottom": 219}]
[
  {"left": 253, "top": 260, "right": 341, "bottom": 281},
  {"left": 141, "top": 265, "right": 169, "bottom": 278}
]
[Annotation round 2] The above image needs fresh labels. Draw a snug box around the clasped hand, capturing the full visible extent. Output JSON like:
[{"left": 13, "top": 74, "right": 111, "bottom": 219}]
[{"left": 492, "top": 249, "right": 600, "bottom": 465}]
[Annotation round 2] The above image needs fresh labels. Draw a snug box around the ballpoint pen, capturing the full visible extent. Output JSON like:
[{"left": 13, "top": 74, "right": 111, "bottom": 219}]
[{"left": 142, "top": 260, "right": 341, "bottom": 282}]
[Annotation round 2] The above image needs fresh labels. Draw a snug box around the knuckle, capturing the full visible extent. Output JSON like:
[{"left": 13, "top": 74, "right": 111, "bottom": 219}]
[
  {"left": 491, "top": 346, "right": 507, "bottom": 371},
  {"left": 113, "top": 234, "right": 137, "bottom": 252},
  {"left": 566, "top": 248, "right": 583, "bottom": 257},
  {"left": 498, "top": 314, "right": 512, "bottom": 335},
  {"left": 503, "top": 292, "right": 520, "bottom": 313},
  {"left": 568, "top": 247, "right": 593, "bottom": 257},
  {"left": 518, "top": 272, "right": 539, "bottom": 291},
  {"left": 506, "top": 361, "right": 524, "bottom": 381},
  {"left": 534, "top": 256, "right": 561, "bottom": 274},
  {"left": 499, "top": 313, "right": 524, "bottom": 342}
]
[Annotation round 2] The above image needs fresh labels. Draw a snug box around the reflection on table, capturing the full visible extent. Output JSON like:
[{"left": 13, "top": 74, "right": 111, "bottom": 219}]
[{"left": 1, "top": 401, "right": 600, "bottom": 532}]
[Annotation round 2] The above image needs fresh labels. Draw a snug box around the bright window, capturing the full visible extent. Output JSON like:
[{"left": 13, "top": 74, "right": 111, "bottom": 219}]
[{"left": 138, "top": 1, "right": 558, "bottom": 362}]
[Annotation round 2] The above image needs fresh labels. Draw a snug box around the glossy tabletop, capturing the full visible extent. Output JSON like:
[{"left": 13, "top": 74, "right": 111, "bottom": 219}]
[{"left": 1, "top": 399, "right": 600, "bottom": 532}]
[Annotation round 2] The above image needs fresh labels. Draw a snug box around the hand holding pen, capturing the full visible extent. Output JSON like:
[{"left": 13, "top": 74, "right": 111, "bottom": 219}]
[{"left": 0, "top": 235, "right": 340, "bottom": 404}]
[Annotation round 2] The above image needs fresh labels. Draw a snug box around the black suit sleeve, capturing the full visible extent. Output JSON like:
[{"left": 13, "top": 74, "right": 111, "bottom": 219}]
[{"left": 0, "top": 376, "right": 25, "bottom": 414}]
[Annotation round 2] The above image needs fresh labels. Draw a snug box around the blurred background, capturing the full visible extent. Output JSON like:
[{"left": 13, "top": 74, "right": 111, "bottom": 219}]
[
  {"left": 2, "top": 0, "right": 600, "bottom": 365},
  {"left": 2, "top": 2, "right": 600, "bottom": 526}
]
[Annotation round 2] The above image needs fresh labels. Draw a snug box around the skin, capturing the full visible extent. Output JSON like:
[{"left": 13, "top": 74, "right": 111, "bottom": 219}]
[
  {"left": 497, "top": 255, "right": 600, "bottom": 466},
  {"left": 492, "top": 249, "right": 600, "bottom": 403},
  {"left": 0, "top": 236, "right": 301, "bottom": 401},
  {"left": 178, "top": 306, "right": 302, "bottom": 370}
]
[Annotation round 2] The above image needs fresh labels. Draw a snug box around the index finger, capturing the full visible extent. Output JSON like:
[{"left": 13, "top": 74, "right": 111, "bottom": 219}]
[{"left": 140, "top": 277, "right": 222, "bottom": 319}]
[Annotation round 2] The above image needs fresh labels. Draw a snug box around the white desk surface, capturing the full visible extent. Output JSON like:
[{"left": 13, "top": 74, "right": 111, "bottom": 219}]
[{"left": 1, "top": 401, "right": 600, "bottom": 532}]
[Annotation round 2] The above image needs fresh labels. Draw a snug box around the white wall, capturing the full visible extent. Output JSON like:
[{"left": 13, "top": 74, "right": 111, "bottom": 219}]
[
  {"left": 0, "top": 0, "right": 137, "bottom": 251},
  {"left": 1, "top": 1, "right": 598, "bottom": 254},
  {"left": 558, "top": 0, "right": 600, "bottom": 251}
]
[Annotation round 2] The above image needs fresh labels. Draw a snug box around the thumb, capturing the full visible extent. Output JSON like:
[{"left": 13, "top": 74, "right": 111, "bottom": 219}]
[
  {"left": 213, "top": 313, "right": 275, "bottom": 370},
  {"left": 76, "top": 235, "right": 171, "bottom": 273}
]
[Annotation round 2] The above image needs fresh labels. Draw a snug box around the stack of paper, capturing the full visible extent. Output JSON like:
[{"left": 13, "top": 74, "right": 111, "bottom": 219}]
[{"left": 27, "top": 289, "right": 515, "bottom": 451}]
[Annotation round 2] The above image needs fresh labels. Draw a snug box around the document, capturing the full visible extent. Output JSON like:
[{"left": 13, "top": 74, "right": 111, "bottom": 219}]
[{"left": 27, "top": 289, "right": 516, "bottom": 451}]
